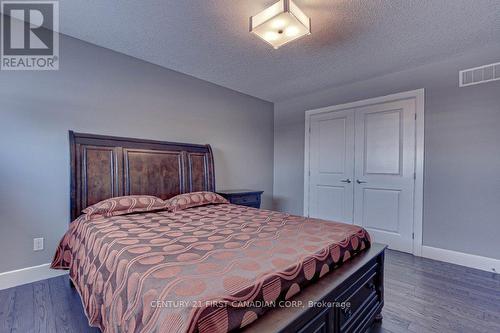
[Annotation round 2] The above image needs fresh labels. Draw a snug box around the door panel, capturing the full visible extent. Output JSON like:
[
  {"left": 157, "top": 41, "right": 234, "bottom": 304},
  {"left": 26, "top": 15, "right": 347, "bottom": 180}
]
[
  {"left": 308, "top": 110, "right": 354, "bottom": 223},
  {"left": 318, "top": 118, "right": 346, "bottom": 174},
  {"left": 364, "top": 110, "right": 401, "bottom": 175},
  {"left": 314, "top": 185, "right": 346, "bottom": 221},
  {"left": 362, "top": 188, "right": 400, "bottom": 233},
  {"left": 354, "top": 100, "right": 415, "bottom": 253}
]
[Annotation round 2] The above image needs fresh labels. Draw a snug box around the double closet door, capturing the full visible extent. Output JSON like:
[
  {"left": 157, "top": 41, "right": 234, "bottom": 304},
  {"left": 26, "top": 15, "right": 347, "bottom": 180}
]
[{"left": 307, "top": 99, "right": 416, "bottom": 253}]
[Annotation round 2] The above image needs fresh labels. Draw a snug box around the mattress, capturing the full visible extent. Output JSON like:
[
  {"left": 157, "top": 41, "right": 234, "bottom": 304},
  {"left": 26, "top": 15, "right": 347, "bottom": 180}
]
[{"left": 52, "top": 204, "right": 371, "bottom": 333}]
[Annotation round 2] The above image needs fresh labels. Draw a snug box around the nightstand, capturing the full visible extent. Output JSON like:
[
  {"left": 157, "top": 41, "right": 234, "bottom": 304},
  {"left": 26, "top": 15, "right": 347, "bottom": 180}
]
[{"left": 216, "top": 190, "right": 264, "bottom": 209}]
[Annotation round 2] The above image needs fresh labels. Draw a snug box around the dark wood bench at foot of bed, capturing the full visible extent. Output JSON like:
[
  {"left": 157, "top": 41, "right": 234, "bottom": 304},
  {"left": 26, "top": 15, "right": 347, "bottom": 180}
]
[{"left": 244, "top": 243, "right": 386, "bottom": 333}]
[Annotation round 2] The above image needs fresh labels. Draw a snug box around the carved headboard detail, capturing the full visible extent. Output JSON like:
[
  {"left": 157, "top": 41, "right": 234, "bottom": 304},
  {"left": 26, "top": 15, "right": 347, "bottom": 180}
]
[{"left": 69, "top": 131, "right": 215, "bottom": 220}]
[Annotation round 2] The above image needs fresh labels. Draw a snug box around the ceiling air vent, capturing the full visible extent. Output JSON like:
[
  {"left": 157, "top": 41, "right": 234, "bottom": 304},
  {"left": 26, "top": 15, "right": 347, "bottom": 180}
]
[{"left": 459, "top": 62, "right": 500, "bottom": 87}]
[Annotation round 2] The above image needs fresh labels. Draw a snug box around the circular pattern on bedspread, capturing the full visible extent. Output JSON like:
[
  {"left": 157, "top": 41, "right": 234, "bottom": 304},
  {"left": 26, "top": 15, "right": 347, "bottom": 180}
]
[
  {"left": 152, "top": 266, "right": 181, "bottom": 279},
  {"left": 174, "top": 280, "right": 206, "bottom": 296}
]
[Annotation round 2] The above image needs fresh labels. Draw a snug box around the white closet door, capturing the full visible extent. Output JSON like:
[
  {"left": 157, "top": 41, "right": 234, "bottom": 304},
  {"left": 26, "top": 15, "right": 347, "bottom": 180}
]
[
  {"left": 353, "top": 100, "right": 416, "bottom": 253},
  {"left": 308, "top": 110, "right": 355, "bottom": 223}
]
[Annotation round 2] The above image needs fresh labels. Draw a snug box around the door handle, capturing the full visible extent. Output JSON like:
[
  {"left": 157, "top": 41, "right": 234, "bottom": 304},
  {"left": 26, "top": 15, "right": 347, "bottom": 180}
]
[
  {"left": 340, "top": 179, "right": 352, "bottom": 183},
  {"left": 356, "top": 180, "right": 367, "bottom": 184}
]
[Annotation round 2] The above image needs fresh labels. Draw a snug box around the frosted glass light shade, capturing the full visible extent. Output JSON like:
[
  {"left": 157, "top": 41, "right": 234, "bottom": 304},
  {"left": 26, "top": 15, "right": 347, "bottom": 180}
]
[{"left": 250, "top": 0, "right": 311, "bottom": 49}]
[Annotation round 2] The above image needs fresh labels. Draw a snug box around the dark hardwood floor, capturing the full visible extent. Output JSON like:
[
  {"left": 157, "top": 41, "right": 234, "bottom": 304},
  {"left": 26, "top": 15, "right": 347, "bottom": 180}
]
[
  {"left": 0, "top": 250, "right": 499, "bottom": 333},
  {"left": 369, "top": 250, "right": 500, "bottom": 333}
]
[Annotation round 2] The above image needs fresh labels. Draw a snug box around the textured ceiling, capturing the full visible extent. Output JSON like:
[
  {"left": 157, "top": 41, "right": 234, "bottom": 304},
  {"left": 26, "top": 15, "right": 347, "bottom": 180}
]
[{"left": 59, "top": 0, "right": 500, "bottom": 102}]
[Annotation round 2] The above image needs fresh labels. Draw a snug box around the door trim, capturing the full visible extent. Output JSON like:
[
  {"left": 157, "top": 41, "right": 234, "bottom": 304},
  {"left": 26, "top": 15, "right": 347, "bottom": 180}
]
[{"left": 304, "top": 89, "right": 425, "bottom": 256}]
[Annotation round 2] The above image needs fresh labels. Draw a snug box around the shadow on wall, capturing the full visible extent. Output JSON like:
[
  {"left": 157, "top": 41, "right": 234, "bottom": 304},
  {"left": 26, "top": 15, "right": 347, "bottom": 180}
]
[
  {"left": 272, "top": 196, "right": 302, "bottom": 215},
  {"left": 211, "top": 146, "right": 230, "bottom": 191}
]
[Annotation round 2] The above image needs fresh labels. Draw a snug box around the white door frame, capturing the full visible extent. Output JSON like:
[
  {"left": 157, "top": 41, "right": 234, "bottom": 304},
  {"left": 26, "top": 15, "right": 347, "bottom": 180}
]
[{"left": 304, "top": 89, "right": 425, "bottom": 256}]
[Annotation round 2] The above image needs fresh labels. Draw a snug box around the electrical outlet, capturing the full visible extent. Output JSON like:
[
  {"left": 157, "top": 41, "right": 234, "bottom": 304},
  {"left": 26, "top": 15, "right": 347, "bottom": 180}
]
[{"left": 33, "top": 238, "right": 44, "bottom": 251}]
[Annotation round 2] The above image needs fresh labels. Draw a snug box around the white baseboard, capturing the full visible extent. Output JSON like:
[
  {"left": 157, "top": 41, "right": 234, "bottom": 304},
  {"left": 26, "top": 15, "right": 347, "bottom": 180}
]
[
  {"left": 421, "top": 246, "right": 500, "bottom": 273},
  {"left": 0, "top": 263, "right": 68, "bottom": 290}
]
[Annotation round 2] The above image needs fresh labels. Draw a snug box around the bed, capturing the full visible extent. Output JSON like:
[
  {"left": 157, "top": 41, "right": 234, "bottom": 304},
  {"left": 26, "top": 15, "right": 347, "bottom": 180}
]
[{"left": 52, "top": 131, "right": 386, "bottom": 333}]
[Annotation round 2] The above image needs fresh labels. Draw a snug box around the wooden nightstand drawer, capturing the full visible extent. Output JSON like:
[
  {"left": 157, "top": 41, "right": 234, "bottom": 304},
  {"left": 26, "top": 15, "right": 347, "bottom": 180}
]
[
  {"left": 231, "top": 194, "right": 259, "bottom": 205},
  {"left": 216, "top": 190, "right": 263, "bottom": 209}
]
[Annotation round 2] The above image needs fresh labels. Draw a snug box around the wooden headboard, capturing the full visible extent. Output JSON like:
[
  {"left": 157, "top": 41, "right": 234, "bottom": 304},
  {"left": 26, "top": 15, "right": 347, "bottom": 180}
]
[{"left": 69, "top": 131, "right": 215, "bottom": 220}]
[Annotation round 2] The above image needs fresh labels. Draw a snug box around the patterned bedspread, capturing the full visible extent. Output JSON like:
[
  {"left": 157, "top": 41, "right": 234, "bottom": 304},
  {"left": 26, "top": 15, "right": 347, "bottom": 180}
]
[{"left": 52, "top": 204, "right": 370, "bottom": 333}]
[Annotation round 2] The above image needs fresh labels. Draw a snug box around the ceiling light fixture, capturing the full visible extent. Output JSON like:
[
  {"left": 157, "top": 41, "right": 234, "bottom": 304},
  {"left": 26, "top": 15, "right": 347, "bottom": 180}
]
[{"left": 250, "top": 0, "right": 311, "bottom": 49}]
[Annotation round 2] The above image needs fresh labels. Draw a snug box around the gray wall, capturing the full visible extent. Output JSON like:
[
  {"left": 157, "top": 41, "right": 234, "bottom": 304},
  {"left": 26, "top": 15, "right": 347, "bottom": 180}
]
[
  {"left": 0, "top": 35, "right": 274, "bottom": 273},
  {"left": 274, "top": 44, "right": 500, "bottom": 259}
]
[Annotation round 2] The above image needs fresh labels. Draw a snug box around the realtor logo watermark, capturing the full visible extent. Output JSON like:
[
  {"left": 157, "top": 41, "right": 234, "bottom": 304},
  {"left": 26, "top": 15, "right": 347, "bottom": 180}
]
[{"left": 1, "top": 0, "right": 59, "bottom": 70}]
